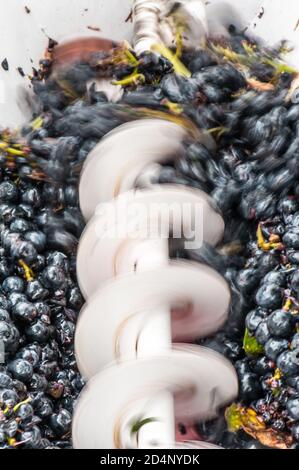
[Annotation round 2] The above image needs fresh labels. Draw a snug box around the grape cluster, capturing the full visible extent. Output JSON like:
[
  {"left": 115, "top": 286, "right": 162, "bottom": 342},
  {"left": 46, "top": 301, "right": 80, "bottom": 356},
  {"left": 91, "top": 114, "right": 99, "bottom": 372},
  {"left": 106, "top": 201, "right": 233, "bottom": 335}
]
[
  {"left": 0, "top": 174, "right": 85, "bottom": 448},
  {"left": 161, "top": 38, "right": 299, "bottom": 448},
  {"left": 233, "top": 209, "right": 299, "bottom": 448}
]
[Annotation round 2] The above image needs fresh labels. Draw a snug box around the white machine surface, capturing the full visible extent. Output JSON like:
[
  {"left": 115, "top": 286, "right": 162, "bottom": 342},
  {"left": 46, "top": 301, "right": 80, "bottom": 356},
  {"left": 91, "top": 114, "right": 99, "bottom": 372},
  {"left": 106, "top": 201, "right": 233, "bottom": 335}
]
[{"left": 0, "top": 1, "right": 298, "bottom": 127}]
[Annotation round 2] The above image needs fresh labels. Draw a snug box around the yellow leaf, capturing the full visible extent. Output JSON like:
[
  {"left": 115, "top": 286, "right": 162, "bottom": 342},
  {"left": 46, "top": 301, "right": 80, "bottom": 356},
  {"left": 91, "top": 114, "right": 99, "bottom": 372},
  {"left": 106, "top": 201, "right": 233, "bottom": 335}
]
[
  {"left": 225, "top": 403, "right": 243, "bottom": 433},
  {"left": 152, "top": 43, "right": 191, "bottom": 78}
]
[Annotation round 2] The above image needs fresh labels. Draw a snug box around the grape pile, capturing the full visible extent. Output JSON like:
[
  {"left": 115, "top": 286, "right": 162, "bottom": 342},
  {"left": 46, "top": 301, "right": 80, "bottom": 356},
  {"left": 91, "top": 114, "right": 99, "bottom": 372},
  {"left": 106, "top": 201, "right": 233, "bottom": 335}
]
[
  {"left": 0, "top": 28, "right": 299, "bottom": 448},
  {"left": 0, "top": 180, "right": 87, "bottom": 447},
  {"left": 0, "top": 174, "right": 89, "bottom": 448},
  {"left": 161, "top": 39, "right": 299, "bottom": 448}
]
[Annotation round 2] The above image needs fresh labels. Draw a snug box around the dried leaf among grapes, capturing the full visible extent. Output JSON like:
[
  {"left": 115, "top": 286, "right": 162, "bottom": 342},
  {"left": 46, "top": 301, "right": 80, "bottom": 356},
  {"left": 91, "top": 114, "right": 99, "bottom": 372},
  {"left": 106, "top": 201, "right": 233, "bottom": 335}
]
[
  {"left": 244, "top": 427, "right": 293, "bottom": 450},
  {"left": 225, "top": 403, "right": 265, "bottom": 434},
  {"left": 243, "top": 328, "right": 264, "bottom": 356}
]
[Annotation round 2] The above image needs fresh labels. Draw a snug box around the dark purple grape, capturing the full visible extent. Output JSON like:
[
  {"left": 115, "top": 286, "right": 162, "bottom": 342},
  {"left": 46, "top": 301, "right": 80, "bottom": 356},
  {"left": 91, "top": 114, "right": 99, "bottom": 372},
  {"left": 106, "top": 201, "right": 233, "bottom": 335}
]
[
  {"left": 34, "top": 302, "right": 51, "bottom": 317},
  {"left": 18, "top": 426, "right": 42, "bottom": 449},
  {"left": 29, "top": 373, "right": 48, "bottom": 392},
  {"left": 267, "top": 309, "right": 295, "bottom": 338},
  {"left": 262, "top": 270, "right": 286, "bottom": 286},
  {"left": 277, "top": 350, "right": 299, "bottom": 376},
  {"left": 16, "top": 403, "right": 34, "bottom": 422},
  {"left": 46, "top": 228, "right": 77, "bottom": 255},
  {"left": 292, "top": 423, "right": 299, "bottom": 442},
  {"left": 2, "top": 276, "right": 24, "bottom": 293},
  {"left": 0, "top": 204, "right": 15, "bottom": 223},
  {"left": 32, "top": 254, "right": 46, "bottom": 272},
  {"left": 0, "top": 308, "right": 10, "bottom": 322},
  {"left": 0, "top": 181, "right": 18, "bottom": 202},
  {"left": 67, "top": 287, "right": 83, "bottom": 310},
  {"left": 202, "top": 84, "right": 231, "bottom": 103},
  {"left": 283, "top": 229, "right": 299, "bottom": 249},
  {"left": 0, "top": 372, "right": 13, "bottom": 388},
  {"left": 290, "top": 212, "right": 299, "bottom": 227},
  {"left": 46, "top": 251, "right": 68, "bottom": 270},
  {"left": 9, "top": 292, "right": 28, "bottom": 308},
  {"left": 238, "top": 371, "right": 262, "bottom": 404},
  {"left": 0, "top": 294, "right": 10, "bottom": 310},
  {"left": 237, "top": 268, "right": 260, "bottom": 295},
  {"left": 255, "top": 283, "right": 283, "bottom": 310},
  {"left": 10, "top": 218, "right": 31, "bottom": 233},
  {"left": 8, "top": 358, "right": 33, "bottom": 382},
  {"left": 64, "top": 185, "right": 78, "bottom": 206},
  {"left": 12, "top": 379, "right": 27, "bottom": 396},
  {"left": 245, "top": 308, "right": 267, "bottom": 333},
  {"left": 264, "top": 337, "right": 289, "bottom": 361},
  {"left": 13, "top": 301, "right": 38, "bottom": 323},
  {"left": 286, "top": 104, "right": 299, "bottom": 123},
  {"left": 11, "top": 240, "right": 38, "bottom": 263},
  {"left": 272, "top": 419, "right": 286, "bottom": 432},
  {"left": 21, "top": 187, "right": 41, "bottom": 208},
  {"left": 189, "top": 50, "right": 215, "bottom": 73},
  {"left": 4, "top": 419, "right": 18, "bottom": 438},
  {"left": 63, "top": 207, "right": 85, "bottom": 237},
  {"left": 55, "top": 318, "right": 75, "bottom": 346},
  {"left": 287, "top": 397, "right": 299, "bottom": 420},
  {"left": 42, "top": 342, "right": 59, "bottom": 362},
  {"left": 49, "top": 409, "right": 72, "bottom": 437},
  {"left": 37, "top": 360, "right": 58, "bottom": 379},
  {"left": 0, "top": 389, "right": 19, "bottom": 408},
  {"left": 251, "top": 356, "right": 275, "bottom": 375},
  {"left": 72, "top": 374, "right": 85, "bottom": 393},
  {"left": 25, "top": 320, "right": 50, "bottom": 344},
  {"left": 34, "top": 395, "right": 53, "bottom": 419},
  {"left": 17, "top": 344, "right": 41, "bottom": 367},
  {"left": 42, "top": 184, "right": 65, "bottom": 206},
  {"left": 278, "top": 197, "right": 298, "bottom": 215},
  {"left": 26, "top": 280, "right": 49, "bottom": 301},
  {"left": 47, "top": 380, "right": 64, "bottom": 399},
  {"left": 0, "top": 258, "right": 13, "bottom": 280},
  {"left": 16, "top": 204, "right": 34, "bottom": 220},
  {"left": 258, "top": 252, "right": 280, "bottom": 277},
  {"left": 25, "top": 231, "right": 46, "bottom": 252},
  {"left": 255, "top": 321, "right": 271, "bottom": 345},
  {"left": 0, "top": 321, "right": 20, "bottom": 353},
  {"left": 60, "top": 396, "right": 75, "bottom": 413},
  {"left": 291, "top": 334, "right": 299, "bottom": 350},
  {"left": 42, "top": 266, "right": 67, "bottom": 290},
  {"left": 290, "top": 270, "right": 299, "bottom": 296}
]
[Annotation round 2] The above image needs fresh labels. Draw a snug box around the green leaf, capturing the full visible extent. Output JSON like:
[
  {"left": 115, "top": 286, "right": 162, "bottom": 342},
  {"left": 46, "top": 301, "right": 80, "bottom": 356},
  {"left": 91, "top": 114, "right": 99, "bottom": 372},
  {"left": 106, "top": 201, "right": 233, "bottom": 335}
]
[
  {"left": 130, "top": 417, "right": 158, "bottom": 436},
  {"left": 225, "top": 404, "right": 243, "bottom": 433},
  {"left": 243, "top": 328, "right": 264, "bottom": 356}
]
